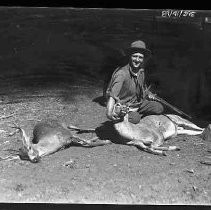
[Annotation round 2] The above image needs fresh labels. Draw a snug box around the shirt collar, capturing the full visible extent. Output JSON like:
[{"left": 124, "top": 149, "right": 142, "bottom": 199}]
[{"left": 129, "top": 65, "right": 144, "bottom": 77}]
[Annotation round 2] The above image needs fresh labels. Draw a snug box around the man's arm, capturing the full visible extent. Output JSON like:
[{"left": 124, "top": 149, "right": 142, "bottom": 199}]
[
  {"left": 144, "top": 85, "right": 157, "bottom": 100},
  {"left": 106, "top": 97, "right": 121, "bottom": 121},
  {"left": 106, "top": 69, "right": 125, "bottom": 121}
]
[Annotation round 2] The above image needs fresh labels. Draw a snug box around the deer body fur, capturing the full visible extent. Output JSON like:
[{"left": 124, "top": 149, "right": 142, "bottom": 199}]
[
  {"left": 112, "top": 103, "right": 208, "bottom": 155},
  {"left": 13, "top": 119, "right": 110, "bottom": 163}
]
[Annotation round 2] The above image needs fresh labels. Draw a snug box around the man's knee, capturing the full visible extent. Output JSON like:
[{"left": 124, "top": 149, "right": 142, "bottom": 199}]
[
  {"left": 138, "top": 100, "right": 164, "bottom": 116},
  {"left": 144, "top": 101, "right": 164, "bottom": 114},
  {"left": 152, "top": 102, "right": 164, "bottom": 114}
]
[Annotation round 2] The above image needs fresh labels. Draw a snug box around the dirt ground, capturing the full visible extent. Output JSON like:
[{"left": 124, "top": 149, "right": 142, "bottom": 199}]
[{"left": 0, "top": 75, "right": 210, "bottom": 205}]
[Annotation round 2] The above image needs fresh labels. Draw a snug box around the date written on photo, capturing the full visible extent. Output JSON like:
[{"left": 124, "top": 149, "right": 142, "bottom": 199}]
[{"left": 161, "top": 10, "right": 196, "bottom": 18}]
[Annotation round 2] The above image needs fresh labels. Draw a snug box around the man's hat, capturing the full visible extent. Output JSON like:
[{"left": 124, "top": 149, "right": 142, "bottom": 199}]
[{"left": 125, "top": 40, "right": 151, "bottom": 59}]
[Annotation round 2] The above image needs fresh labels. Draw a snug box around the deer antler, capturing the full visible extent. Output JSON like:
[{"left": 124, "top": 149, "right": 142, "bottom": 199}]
[
  {"left": 7, "top": 122, "right": 21, "bottom": 136},
  {"left": 8, "top": 123, "right": 31, "bottom": 150}
]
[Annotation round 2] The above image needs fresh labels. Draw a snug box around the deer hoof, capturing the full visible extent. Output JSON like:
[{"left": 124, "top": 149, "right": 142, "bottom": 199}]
[
  {"left": 169, "top": 146, "right": 180, "bottom": 151},
  {"left": 162, "top": 151, "right": 167, "bottom": 156},
  {"left": 104, "top": 140, "right": 112, "bottom": 144}
]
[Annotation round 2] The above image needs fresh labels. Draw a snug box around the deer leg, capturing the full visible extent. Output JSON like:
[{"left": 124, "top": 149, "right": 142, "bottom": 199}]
[
  {"left": 182, "top": 122, "right": 204, "bottom": 131},
  {"left": 177, "top": 127, "right": 204, "bottom": 135},
  {"left": 167, "top": 115, "right": 204, "bottom": 131},
  {"left": 187, "top": 124, "right": 204, "bottom": 131},
  {"left": 71, "top": 135, "right": 92, "bottom": 145},
  {"left": 0, "top": 155, "right": 20, "bottom": 161},
  {"left": 144, "top": 146, "right": 166, "bottom": 156},
  {"left": 177, "top": 122, "right": 204, "bottom": 131},
  {"left": 151, "top": 145, "right": 180, "bottom": 151},
  {"left": 72, "top": 135, "right": 111, "bottom": 147},
  {"left": 127, "top": 141, "right": 166, "bottom": 156},
  {"left": 149, "top": 136, "right": 180, "bottom": 151},
  {"left": 87, "top": 139, "right": 112, "bottom": 147},
  {"left": 67, "top": 125, "right": 96, "bottom": 133}
]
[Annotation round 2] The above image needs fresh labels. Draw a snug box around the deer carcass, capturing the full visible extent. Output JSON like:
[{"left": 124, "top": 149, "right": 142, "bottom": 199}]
[
  {"left": 11, "top": 119, "right": 111, "bottom": 163},
  {"left": 112, "top": 103, "right": 210, "bottom": 155}
]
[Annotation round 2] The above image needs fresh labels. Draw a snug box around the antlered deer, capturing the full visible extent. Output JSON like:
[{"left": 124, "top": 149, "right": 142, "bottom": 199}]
[{"left": 10, "top": 119, "right": 111, "bottom": 163}]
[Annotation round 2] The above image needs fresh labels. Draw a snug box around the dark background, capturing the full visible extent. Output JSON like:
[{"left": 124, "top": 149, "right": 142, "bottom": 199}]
[{"left": 0, "top": 7, "right": 211, "bottom": 124}]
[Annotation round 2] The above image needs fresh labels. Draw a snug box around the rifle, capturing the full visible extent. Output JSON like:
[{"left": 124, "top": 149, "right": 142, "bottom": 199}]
[
  {"left": 129, "top": 86, "right": 192, "bottom": 119},
  {"left": 153, "top": 95, "right": 192, "bottom": 119}
]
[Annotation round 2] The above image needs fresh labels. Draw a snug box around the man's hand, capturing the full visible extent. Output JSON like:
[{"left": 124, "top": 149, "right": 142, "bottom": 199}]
[
  {"left": 147, "top": 92, "right": 157, "bottom": 100},
  {"left": 106, "top": 111, "right": 121, "bottom": 121}
]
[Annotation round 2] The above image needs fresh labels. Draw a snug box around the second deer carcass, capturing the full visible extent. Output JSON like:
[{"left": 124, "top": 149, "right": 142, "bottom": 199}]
[{"left": 11, "top": 119, "right": 111, "bottom": 163}]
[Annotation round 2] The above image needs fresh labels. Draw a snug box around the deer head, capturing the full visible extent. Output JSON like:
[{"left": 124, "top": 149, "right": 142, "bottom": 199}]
[
  {"left": 11, "top": 125, "right": 40, "bottom": 163},
  {"left": 113, "top": 103, "right": 129, "bottom": 118}
]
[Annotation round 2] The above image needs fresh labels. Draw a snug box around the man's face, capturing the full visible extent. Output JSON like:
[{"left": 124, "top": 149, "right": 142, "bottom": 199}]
[{"left": 130, "top": 52, "right": 144, "bottom": 70}]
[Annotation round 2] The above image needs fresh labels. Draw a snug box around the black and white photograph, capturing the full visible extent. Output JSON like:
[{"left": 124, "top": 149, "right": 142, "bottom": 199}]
[{"left": 0, "top": 7, "right": 210, "bottom": 205}]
